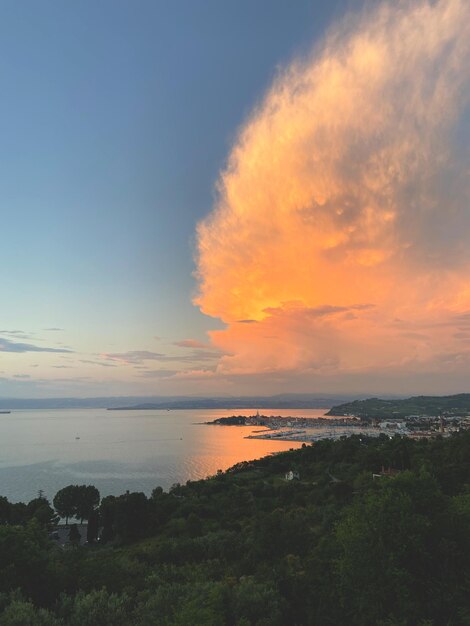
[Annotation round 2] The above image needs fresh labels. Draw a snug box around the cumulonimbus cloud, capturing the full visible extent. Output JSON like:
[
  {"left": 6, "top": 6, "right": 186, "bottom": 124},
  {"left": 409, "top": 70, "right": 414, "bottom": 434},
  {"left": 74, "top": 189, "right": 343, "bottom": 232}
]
[{"left": 194, "top": 0, "right": 470, "bottom": 387}]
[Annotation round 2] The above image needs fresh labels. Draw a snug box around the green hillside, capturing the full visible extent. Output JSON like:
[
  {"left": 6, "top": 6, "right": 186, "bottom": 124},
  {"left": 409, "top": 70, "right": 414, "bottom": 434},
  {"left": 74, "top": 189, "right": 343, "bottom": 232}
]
[
  {"left": 326, "top": 393, "right": 470, "bottom": 418},
  {"left": 0, "top": 432, "right": 470, "bottom": 625}
]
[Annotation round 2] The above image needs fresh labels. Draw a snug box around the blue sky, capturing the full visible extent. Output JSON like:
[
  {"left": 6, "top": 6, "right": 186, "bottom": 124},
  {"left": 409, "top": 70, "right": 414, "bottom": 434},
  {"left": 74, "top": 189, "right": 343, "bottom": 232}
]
[{"left": 0, "top": 0, "right": 344, "bottom": 397}]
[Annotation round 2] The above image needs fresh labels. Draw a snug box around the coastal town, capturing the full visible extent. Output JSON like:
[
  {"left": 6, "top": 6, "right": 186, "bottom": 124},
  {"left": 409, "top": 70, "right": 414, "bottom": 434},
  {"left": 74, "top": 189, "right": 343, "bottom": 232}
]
[{"left": 205, "top": 411, "right": 470, "bottom": 443}]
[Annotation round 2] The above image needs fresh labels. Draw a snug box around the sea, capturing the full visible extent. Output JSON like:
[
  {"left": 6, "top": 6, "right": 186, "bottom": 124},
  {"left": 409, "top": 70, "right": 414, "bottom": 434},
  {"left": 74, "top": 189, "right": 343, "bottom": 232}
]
[{"left": 0, "top": 407, "right": 328, "bottom": 503}]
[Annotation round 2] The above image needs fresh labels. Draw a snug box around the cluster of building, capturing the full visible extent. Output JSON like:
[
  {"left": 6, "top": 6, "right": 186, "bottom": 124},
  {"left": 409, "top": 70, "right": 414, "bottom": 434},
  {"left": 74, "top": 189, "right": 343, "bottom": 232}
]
[
  {"left": 241, "top": 411, "right": 470, "bottom": 443},
  {"left": 398, "top": 413, "right": 470, "bottom": 439}
]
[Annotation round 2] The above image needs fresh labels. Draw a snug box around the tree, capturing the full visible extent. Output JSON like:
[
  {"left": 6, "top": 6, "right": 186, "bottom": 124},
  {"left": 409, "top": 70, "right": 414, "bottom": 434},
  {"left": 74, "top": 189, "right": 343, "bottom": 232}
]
[
  {"left": 75, "top": 486, "right": 100, "bottom": 524},
  {"left": 63, "top": 589, "right": 132, "bottom": 626},
  {"left": 0, "top": 592, "right": 60, "bottom": 625},
  {"left": 0, "top": 496, "right": 11, "bottom": 525},
  {"left": 99, "top": 496, "right": 117, "bottom": 544},
  {"left": 0, "top": 522, "right": 51, "bottom": 602},
  {"left": 9, "top": 502, "right": 28, "bottom": 525},
  {"left": 53, "top": 485, "right": 100, "bottom": 525},
  {"left": 114, "top": 492, "right": 149, "bottom": 542},
  {"left": 86, "top": 509, "right": 100, "bottom": 544},
  {"left": 151, "top": 486, "right": 163, "bottom": 499},
  {"left": 53, "top": 486, "right": 77, "bottom": 525},
  {"left": 186, "top": 512, "right": 202, "bottom": 538},
  {"left": 26, "top": 497, "right": 59, "bottom": 531},
  {"left": 333, "top": 472, "right": 447, "bottom": 625}
]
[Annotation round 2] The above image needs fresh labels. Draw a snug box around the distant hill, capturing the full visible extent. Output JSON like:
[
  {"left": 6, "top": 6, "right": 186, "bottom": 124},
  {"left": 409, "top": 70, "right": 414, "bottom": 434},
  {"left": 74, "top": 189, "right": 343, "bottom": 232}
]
[
  {"left": 108, "top": 393, "right": 366, "bottom": 411},
  {"left": 0, "top": 396, "right": 165, "bottom": 410},
  {"left": 0, "top": 393, "right": 366, "bottom": 411},
  {"left": 326, "top": 393, "right": 470, "bottom": 418}
]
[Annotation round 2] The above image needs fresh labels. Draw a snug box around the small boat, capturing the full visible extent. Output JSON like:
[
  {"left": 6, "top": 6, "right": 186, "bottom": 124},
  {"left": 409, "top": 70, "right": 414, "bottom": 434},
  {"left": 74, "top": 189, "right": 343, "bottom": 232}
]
[{"left": 0, "top": 411, "right": 11, "bottom": 414}]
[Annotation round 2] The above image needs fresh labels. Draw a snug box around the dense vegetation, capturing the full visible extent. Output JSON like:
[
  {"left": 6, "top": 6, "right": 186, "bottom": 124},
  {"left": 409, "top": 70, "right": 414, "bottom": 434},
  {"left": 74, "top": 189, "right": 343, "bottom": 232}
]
[
  {"left": 327, "top": 393, "right": 470, "bottom": 418},
  {"left": 0, "top": 432, "right": 469, "bottom": 625},
  {"left": 206, "top": 416, "right": 248, "bottom": 425}
]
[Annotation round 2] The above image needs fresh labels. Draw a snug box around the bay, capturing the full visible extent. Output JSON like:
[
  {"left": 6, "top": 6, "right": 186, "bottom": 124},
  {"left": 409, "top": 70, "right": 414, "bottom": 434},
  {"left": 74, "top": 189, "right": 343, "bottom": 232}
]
[{"left": 0, "top": 407, "right": 328, "bottom": 502}]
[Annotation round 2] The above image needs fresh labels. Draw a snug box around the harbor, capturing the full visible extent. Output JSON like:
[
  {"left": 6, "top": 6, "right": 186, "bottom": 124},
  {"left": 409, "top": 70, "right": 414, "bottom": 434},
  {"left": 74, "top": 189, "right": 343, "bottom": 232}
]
[{"left": 205, "top": 411, "right": 470, "bottom": 442}]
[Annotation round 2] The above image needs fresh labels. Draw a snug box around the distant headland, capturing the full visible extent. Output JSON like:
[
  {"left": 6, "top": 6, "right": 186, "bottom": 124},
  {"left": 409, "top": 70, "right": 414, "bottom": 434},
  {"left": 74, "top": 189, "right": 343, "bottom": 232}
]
[
  {"left": 327, "top": 393, "right": 470, "bottom": 419},
  {"left": 105, "top": 393, "right": 364, "bottom": 411},
  {"left": 0, "top": 393, "right": 363, "bottom": 411}
]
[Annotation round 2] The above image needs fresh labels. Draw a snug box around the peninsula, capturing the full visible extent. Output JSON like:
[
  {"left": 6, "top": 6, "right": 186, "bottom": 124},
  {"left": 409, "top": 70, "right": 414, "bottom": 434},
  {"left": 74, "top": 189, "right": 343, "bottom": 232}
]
[
  {"left": 204, "top": 395, "right": 470, "bottom": 443},
  {"left": 327, "top": 393, "right": 470, "bottom": 418}
]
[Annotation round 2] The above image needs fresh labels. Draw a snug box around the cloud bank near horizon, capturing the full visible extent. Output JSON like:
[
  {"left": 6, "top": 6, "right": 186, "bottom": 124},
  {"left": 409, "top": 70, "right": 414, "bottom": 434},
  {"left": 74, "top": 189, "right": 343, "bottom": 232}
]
[{"left": 194, "top": 0, "right": 470, "bottom": 388}]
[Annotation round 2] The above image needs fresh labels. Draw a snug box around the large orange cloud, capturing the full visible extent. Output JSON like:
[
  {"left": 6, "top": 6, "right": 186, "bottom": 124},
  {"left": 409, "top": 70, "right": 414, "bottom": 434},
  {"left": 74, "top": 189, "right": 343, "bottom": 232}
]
[{"left": 194, "top": 0, "right": 470, "bottom": 390}]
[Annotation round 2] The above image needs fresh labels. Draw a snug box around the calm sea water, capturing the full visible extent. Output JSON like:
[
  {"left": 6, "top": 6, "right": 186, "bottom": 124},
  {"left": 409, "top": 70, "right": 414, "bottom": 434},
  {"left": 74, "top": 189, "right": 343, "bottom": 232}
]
[{"left": 0, "top": 408, "right": 328, "bottom": 502}]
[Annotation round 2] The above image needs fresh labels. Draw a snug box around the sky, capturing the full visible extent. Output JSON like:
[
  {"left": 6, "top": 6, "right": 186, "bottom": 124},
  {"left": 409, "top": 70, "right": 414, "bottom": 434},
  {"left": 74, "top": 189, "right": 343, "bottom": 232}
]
[{"left": 1, "top": 0, "right": 470, "bottom": 399}]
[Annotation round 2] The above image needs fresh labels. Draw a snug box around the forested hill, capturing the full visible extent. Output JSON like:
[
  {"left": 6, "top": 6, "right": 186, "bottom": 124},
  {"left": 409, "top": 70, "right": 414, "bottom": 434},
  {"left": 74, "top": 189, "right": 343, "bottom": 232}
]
[
  {"left": 326, "top": 393, "right": 470, "bottom": 418},
  {"left": 0, "top": 432, "right": 469, "bottom": 624}
]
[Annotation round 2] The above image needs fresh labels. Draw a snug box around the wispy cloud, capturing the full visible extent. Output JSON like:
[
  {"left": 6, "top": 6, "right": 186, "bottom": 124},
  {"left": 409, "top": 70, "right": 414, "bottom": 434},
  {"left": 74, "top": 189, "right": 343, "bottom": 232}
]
[
  {"left": 139, "top": 369, "right": 181, "bottom": 378},
  {"left": 102, "top": 350, "right": 168, "bottom": 364},
  {"left": 0, "top": 337, "right": 73, "bottom": 354},
  {"left": 79, "top": 359, "right": 117, "bottom": 368},
  {"left": 0, "top": 330, "right": 35, "bottom": 340},
  {"left": 139, "top": 367, "right": 217, "bottom": 380},
  {"left": 102, "top": 349, "right": 222, "bottom": 365},
  {"left": 174, "top": 339, "right": 214, "bottom": 349}
]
